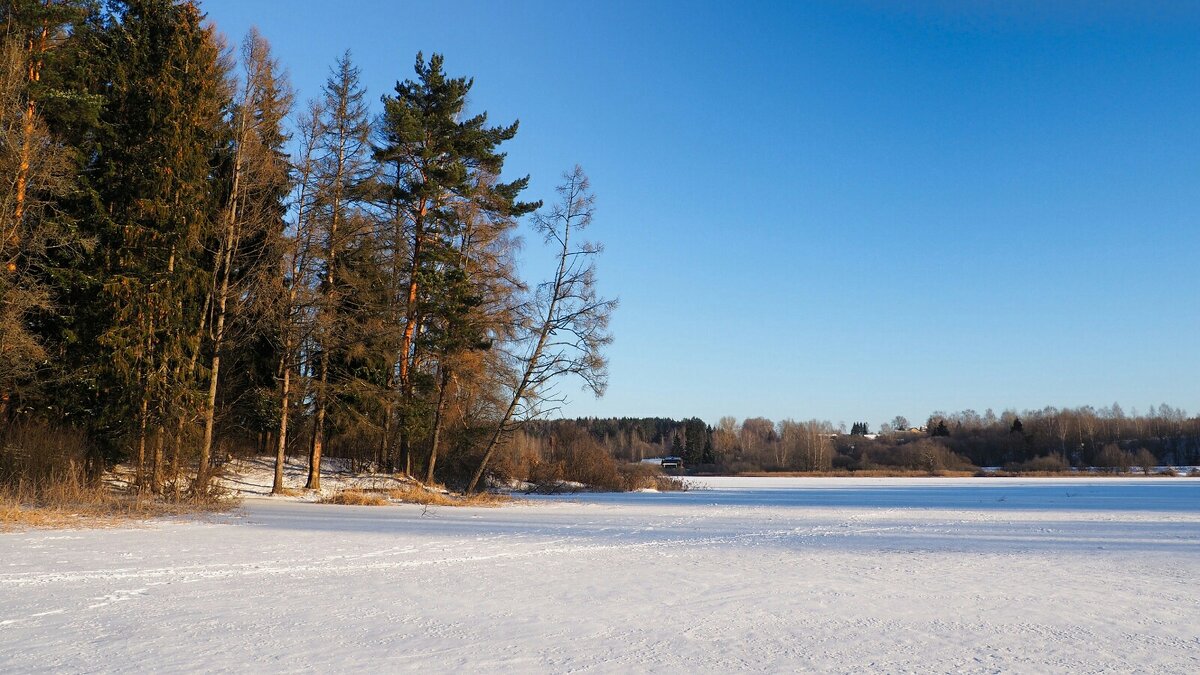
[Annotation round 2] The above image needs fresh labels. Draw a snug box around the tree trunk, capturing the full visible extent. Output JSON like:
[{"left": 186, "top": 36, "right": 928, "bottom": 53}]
[
  {"left": 196, "top": 255, "right": 232, "bottom": 494},
  {"left": 10, "top": 24, "right": 48, "bottom": 237},
  {"left": 272, "top": 358, "right": 291, "bottom": 494},
  {"left": 135, "top": 395, "right": 149, "bottom": 491},
  {"left": 394, "top": 200, "right": 427, "bottom": 478},
  {"left": 151, "top": 427, "right": 165, "bottom": 494},
  {"left": 306, "top": 357, "right": 326, "bottom": 490},
  {"left": 467, "top": 212, "right": 573, "bottom": 493},
  {"left": 425, "top": 367, "right": 451, "bottom": 484},
  {"left": 379, "top": 392, "right": 393, "bottom": 472},
  {"left": 196, "top": 70, "right": 254, "bottom": 494}
]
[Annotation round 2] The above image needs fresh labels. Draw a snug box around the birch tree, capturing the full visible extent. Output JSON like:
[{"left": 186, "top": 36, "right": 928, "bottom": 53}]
[{"left": 467, "top": 166, "right": 615, "bottom": 493}]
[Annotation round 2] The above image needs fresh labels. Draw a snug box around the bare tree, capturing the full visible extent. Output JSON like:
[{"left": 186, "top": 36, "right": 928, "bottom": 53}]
[
  {"left": 267, "top": 100, "right": 323, "bottom": 493},
  {"left": 194, "top": 29, "right": 294, "bottom": 494},
  {"left": 305, "top": 52, "right": 373, "bottom": 490},
  {"left": 467, "top": 166, "right": 615, "bottom": 492}
]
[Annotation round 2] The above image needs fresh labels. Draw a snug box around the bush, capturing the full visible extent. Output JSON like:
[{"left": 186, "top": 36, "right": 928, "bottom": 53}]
[
  {"left": 1005, "top": 454, "right": 1070, "bottom": 474},
  {"left": 615, "top": 463, "right": 689, "bottom": 491},
  {"left": 1095, "top": 443, "right": 1132, "bottom": 474},
  {"left": 1132, "top": 448, "right": 1157, "bottom": 476},
  {"left": 653, "top": 474, "right": 690, "bottom": 491}
]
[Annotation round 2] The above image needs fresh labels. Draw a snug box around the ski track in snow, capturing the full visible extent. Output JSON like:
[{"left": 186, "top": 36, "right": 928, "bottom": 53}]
[{"left": 2, "top": 477, "right": 1199, "bottom": 673}]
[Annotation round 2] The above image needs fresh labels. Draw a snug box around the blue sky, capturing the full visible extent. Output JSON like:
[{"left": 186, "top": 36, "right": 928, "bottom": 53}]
[{"left": 199, "top": 0, "right": 1200, "bottom": 429}]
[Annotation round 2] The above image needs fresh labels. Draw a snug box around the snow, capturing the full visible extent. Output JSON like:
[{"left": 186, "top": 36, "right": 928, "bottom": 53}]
[
  {"left": 213, "top": 456, "right": 429, "bottom": 500},
  {"left": 3, "top": 477, "right": 1199, "bottom": 672}
]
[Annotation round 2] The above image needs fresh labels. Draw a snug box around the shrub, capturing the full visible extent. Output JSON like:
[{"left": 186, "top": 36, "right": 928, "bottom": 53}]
[
  {"left": 1005, "top": 454, "right": 1070, "bottom": 474},
  {"left": 1132, "top": 448, "right": 1157, "bottom": 476},
  {"left": 616, "top": 463, "right": 661, "bottom": 490},
  {"left": 1095, "top": 443, "right": 1132, "bottom": 474},
  {"left": 654, "top": 474, "right": 690, "bottom": 492}
]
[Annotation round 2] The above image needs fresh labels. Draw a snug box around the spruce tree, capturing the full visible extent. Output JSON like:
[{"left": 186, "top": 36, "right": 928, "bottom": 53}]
[{"left": 83, "top": 0, "right": 230, "bottom": 484}]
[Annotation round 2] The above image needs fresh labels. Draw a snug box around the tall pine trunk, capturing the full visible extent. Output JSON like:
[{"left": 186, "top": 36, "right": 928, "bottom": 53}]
[
  {"left": 10, "top": 23, "right": 48, "bottom": 237},
  {"left": 395, "top": 200, "right": 427, "bottom": 476}
]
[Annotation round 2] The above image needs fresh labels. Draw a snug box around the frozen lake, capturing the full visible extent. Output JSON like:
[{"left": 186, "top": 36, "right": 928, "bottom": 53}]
[{"left": 2, "top": 477, "right": 1198, "bottom": 673}]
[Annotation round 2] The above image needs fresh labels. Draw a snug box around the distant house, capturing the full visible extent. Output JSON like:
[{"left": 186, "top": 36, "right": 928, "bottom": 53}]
[{"left": 661, "top": 456, "right": 683, "bottom": 470}]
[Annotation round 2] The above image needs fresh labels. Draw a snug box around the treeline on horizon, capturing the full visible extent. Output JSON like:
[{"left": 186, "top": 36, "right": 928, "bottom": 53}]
[
  {"left": 520, "top": 403, "right": 1200, "bottom": 475},
  {"left": 0, "top": 0, "right": 616, "bottom": 498}
]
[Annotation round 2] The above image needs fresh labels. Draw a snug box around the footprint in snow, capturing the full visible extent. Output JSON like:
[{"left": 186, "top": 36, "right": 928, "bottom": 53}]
[{"left": 87, "top": 588, "right": 149, "bottom": 610}]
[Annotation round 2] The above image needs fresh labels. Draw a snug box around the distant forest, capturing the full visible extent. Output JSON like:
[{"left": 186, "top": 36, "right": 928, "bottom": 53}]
[
  {"left": 515, "top": 404, "right": 1199, "bottom": 476},
  {"left": 0, "top": 0, "right": 614, "bottom": 495}
]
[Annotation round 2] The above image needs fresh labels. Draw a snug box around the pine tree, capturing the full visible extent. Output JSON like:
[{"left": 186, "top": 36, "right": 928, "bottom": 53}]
[
  {"left": 0, "top": 0, "right": 88, "bottom": 417},
  {"left": 373, "top": 52, "right": 537, "bottom": 476}
]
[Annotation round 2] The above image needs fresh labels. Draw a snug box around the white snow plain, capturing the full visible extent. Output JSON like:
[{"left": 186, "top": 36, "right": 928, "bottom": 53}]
[{"left": 2, "top": 477, "right": 1199, "bottom": 673}]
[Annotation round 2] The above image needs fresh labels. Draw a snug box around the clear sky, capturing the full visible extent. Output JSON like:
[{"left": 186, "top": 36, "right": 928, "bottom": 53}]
[{"left": 198, "top": 0, "right": 1200, "bottom": 429}]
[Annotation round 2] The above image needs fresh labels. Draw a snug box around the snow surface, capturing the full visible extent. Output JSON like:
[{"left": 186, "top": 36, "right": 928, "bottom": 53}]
[{"left": 3, "top": 477, "right": 1199, "bottom": 673}]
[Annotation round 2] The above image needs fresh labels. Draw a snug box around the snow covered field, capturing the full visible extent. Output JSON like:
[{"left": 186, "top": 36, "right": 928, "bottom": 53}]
[{"left": 3, "top": 477, "right": 1199, "bottom": 673}]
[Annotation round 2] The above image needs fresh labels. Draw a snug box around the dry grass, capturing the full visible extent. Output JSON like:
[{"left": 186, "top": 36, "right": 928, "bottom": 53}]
[
  {"left": 320, "top": 489, "right": 389, "bottom": 506},
  {"left": 617, "top": 463, "right": 691, "bottom": 491},
  {"left": 1, "top": 422, "right": 234, "bottom": 531},
  {"left": 321, "top": 485, "right": 512, "bottom": 507},
  {"left": 0, "top": 485, "right": 232, "bottom": 531},
  {"left": 388, "top": 484, "right": 512, "bottom": 507},
  {"left": 733, "top": 469, "right": 978, "bottom": 478}
]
